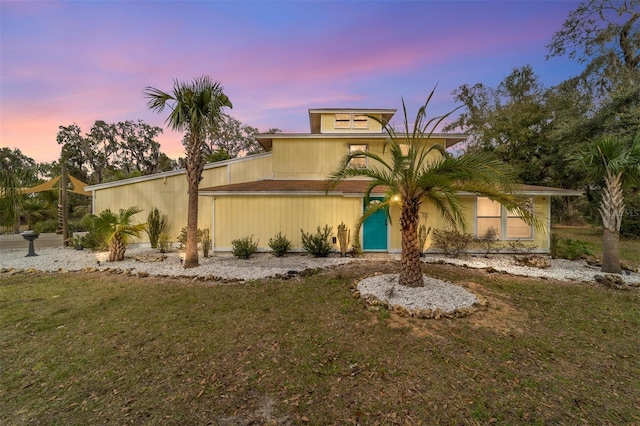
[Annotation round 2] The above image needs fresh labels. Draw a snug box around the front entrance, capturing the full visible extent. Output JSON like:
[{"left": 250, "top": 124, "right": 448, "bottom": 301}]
[{"left": 362, "top": 198, "right": 388, "bottom": 251}]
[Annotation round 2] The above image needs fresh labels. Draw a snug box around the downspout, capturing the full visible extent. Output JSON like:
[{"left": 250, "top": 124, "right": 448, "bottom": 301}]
[{"left": 211, "top": 197, "right": 216, "bottom": 255}]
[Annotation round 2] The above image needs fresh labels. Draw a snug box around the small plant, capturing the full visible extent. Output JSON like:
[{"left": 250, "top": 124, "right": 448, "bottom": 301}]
[
  {"left": 300, "top": 225, "right": 333, "bottom": 257},
  {"left": 70, "top": 234, "right": 85, "bottom": 250},
  {"left": 202, "top": 228, "right": 211, "bottom": 257},
  {"left": 158, "top": 232, "right": 172, "bottom": 253},
  {"left": 146, "top": 208, "right": 168, "bottom": 249},
  {"left": 431, "top": 228, "right": 474, "bottom": 257},
  {"left": 475, "top": 226, "right": 498, "bottom": 257},
  {"left": 231, "top": 235, "right": 259, "bottom": 259},
  {"left": 418, "top": 223, "right": 432, "bottom": 254},
  {"left": 337, "top": 222, "right": 351, "bottom": 257},
  {"left": 268, "top": 232, "right": 291, "bottom": 257}
]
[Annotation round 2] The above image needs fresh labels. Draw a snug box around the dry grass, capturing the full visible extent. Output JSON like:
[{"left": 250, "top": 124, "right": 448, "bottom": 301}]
[{"left": 2, "top": 259, "right": 640, "bottom": 425}]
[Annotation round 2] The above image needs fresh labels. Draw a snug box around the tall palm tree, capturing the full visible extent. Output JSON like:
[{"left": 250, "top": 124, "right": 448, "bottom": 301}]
[
  {"left": 329, "top": 90, "right": 538, "bottom": 287},
  {"left": 145, "top": 76, "right": 232, "bottom": 268},
  {"left": 569, "top": 134, "right": 640, "bottom": 273},
  {"left": 93, "top": 206, "right": 146, "bottom": 262}
]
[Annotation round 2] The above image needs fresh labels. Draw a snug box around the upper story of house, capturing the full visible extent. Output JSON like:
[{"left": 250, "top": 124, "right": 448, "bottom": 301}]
[{"left": 256, "top": 108, "right": 468, "bottom": 180}]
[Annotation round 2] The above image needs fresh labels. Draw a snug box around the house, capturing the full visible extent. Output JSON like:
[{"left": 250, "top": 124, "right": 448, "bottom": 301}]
[{"left": 85, "top": 108, "right": 581, "bottom": 253}]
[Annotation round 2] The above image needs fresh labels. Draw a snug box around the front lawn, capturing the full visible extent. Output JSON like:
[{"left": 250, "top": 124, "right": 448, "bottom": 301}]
[{"left": 1, "top": 262, "right": 639, "bottom": 424}]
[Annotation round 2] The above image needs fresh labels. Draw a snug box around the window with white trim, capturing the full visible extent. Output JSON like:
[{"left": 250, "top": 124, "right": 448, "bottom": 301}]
[
  {"left": 335, "top": 113, "right": 369, "bottom": 129},
  {"left": 348, "top": 144, "right": 367, "bottom": 168},
  {"left": 476, "top": 197, "right": 533, "bottom": 240}
]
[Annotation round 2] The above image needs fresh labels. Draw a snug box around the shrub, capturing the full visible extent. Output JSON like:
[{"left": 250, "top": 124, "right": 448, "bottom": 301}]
[
  {"left": 431, "top": 229, "right": 473, "bottom": 257},
  {"left": 551, "top": 234, "right": 594, "bottom": 260},
  {"left": 268, "top": 232, "right": 291, "bottom": 257},
  {"left": 507, "top": 239, "right": 535, "bottom": 254},
  {"left": 475, "top": 226, "right": 498, "bottom": 257},
  {"left": 301, "top": 225, "right": 333, "bottom": 257},
  {"left": 158, "top": 232, "right": 172, "bottom": 253},
  {"left": 232, "top": 235, "right": 259, "bottom": 259},
  {"left": 202, "top": 228, "right": 211, "bottom": 257},
  {"left": 33, "top": 219, "right": 58, "bottom": 233},
  {"left": 177, "top": 226, "right": 205, "bottom": 250},
  {"left": 146, "top": 208, "right": 168, "bottom": 249}
]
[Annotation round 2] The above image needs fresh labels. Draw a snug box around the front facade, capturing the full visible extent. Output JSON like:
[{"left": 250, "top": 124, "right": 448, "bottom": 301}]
[{"left": 86, "top": 107, "right": 580, "bottom": 254}]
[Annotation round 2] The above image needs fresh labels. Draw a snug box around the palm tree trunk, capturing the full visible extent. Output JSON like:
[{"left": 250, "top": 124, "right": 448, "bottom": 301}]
[
  {"left": 602, "top": 228, "right": 621, "bottom": 274},
  {"left": 599, "top": 171, "right": 624, "bottom": 274},
  {"left": 399, "top": 198, "right": 423, "bottom": 287},
  {"left": 109, "top": 235, "right": 126, "bottom": 262},
  {"left": 184, "top": 134, "right": 205, "bottom": 269}
]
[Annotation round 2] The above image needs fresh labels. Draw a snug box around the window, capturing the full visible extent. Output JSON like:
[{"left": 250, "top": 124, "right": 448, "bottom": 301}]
[
  {"left": 334, "top": 113, "right": 369, "bottom": 129},
  {"left": 348, "top": 144, "right": 367, "bottom": 168},
  {"left": 335, "top": 113, "right": 351, "bottom": 129},
  {"left": 476, "top": 197, "right": 533, "bottom": 240},
  {"left": 477, "top": 198, "right": 502, "bottom": 239}
]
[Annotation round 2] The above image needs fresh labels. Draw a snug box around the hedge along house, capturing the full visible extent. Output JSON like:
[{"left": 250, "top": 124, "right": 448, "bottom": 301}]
[{"left": 86, "top": 107, "right": 581, "bottom": 254}]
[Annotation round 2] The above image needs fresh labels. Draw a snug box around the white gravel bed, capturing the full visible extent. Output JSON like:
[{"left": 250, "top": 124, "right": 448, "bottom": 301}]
[
  {"left": 358, "top": 274, "right": 479, "bottom": 314},
  {"left": 423, "top": 254, "right": 640, "bottom": 285},
  {"left": 0, "top": 247, "right": 357, "bottom": 281}
]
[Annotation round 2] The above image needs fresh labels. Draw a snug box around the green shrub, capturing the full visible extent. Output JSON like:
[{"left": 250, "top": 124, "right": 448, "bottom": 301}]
[
  {"left": 431, "top": 229, "right": 474, "bottom": 257},
  {"left": 301, "top": 225, "right": 333, "bottom": 257},
  {"left": 268, "top": 232, "right": 291, "bottom": 257},
  {"left": 202, "top": 229, "right": 211, "bottom": 257},
  {"left": 550, "top": 235, "right": 594, "bottom": 260},
  {"left": 158, "top": 232, "right": 172, "bottom": 253},
  {"left": 33, "top": 219, "right": 58, "bottom": 233},
  {"left": 231, "top": 235, "right": 259, "bottom": 259},
  {"left": 146, "top": 208, "right": 168, "bottom": 249}
]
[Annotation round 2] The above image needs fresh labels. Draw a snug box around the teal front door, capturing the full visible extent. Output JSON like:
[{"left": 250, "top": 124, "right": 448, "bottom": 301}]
[{"left": 363, "top": 198, "right": 388, "bottom": 251}]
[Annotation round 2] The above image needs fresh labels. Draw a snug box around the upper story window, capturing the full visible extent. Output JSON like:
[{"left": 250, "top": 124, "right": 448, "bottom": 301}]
[
  {"left": 348, "top": 144, "right": 368, "bottom": 168},
  {"left": 476, "top": 197, "right": 533, "bottom": 240},
  {"left": 335, "top": 114, "right": 369, "bottom": 130}
]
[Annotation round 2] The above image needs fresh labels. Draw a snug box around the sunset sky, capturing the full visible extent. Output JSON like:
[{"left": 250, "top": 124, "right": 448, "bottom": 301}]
[{"left": 1, "top": 0, "right": 583, "bottom": 164}]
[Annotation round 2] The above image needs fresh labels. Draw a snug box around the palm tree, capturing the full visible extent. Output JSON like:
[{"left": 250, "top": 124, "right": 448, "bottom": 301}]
[
  {"left": 93, "top": 206, "right": 146, "bottom": 262},
  {"left": 329, "top": 90, "right": 538, "bottom": 287},
  {"left": 569, "top": 134, "right": 640, "bottom": 274},
  {"left": 145, "top": 76, "right": 232, "bottom": 268}
]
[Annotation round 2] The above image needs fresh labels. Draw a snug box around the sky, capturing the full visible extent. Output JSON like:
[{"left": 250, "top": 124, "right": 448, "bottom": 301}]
[{"left": 1, "top": 0, "right": 584, "bottom": 164}]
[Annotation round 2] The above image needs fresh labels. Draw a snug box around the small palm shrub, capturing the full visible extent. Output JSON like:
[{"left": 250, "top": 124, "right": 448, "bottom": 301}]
[
  {"left": 232, "top": 235, "right": 259, "bottom": 259},
  {"left": 92, "top": 207, "right": 145, "bottom": 262},
  {"left": 431, "top": 229, "right": 474, "bottom": 257},
  {"left": 268, "top": 232, "right": 291, "bottom": 257},
  {"left": 301, "top": 225, "right": 333, "bottom": 257},
  {"left": 146, "top": 208, "right": 168, "bottom": 249}
]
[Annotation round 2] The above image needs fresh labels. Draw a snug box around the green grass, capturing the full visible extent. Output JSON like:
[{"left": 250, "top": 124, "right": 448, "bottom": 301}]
[
  {"left": 553, "top": 225, "right": 640, "bottom": 269},
  {"left": 2, "top": 260, "right": 640, "bottom": 425}
]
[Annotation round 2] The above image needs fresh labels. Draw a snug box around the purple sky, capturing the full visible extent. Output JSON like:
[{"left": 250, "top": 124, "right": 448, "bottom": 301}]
[{"left": 1, "top": 0, "right": 583, "bottom": 164}]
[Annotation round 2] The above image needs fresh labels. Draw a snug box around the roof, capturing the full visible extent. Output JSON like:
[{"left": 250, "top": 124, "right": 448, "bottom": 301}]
[
  {"left": 254, "top": 132, "right": 468, "bottom": 151},
  {"left": 200, "top": 180, "right": 583, "bottom": 197},
  {"left": 308, "top": 108, "right": 397, "bottom": 134},
  {"left": 200, "top": 180, "right": 389, "bottom": 196}
]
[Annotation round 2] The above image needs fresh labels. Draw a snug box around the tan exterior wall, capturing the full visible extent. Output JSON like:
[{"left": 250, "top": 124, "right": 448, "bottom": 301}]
[
  {"left": 91, "top": 155, "right": 273, "bottom": 244},
  {"left": 320, "top": 113, "right": 384, "bottom": 133},
  {"left": 387, "top": 196, "right": 550, "bottom": 252},
  {"left": 212, "top": 195, "right": 362, "bottom": 251},
  {"left": 272, "top": 137, "right": 446, "bottom": 179}
]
